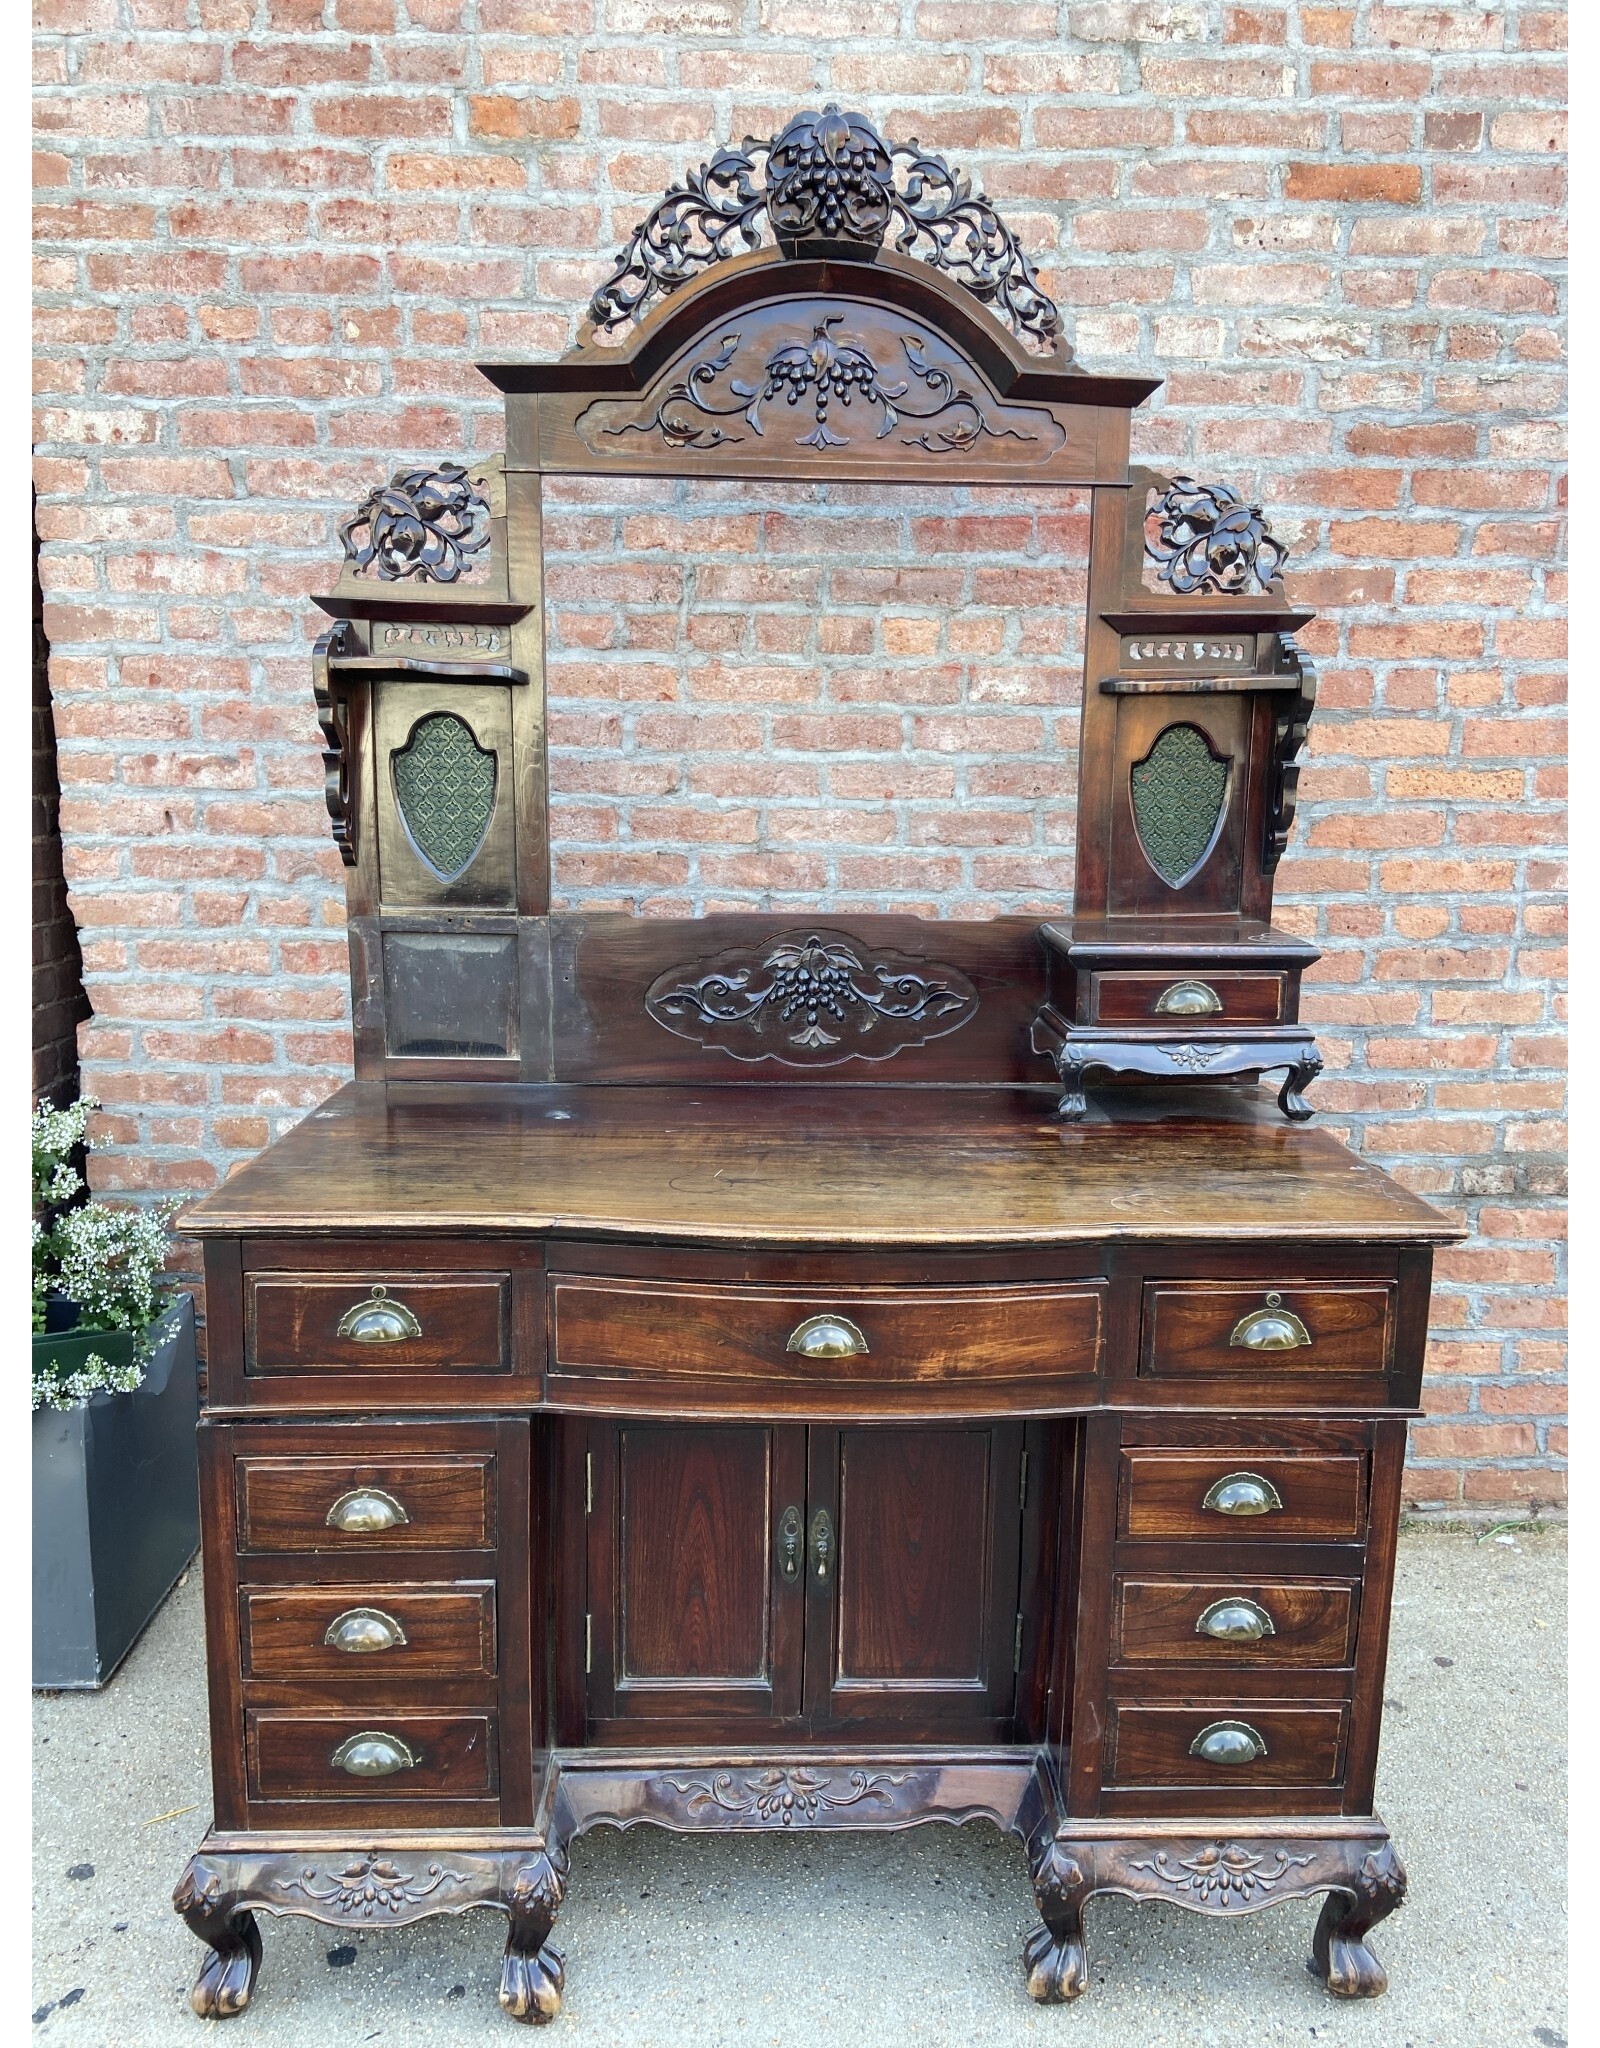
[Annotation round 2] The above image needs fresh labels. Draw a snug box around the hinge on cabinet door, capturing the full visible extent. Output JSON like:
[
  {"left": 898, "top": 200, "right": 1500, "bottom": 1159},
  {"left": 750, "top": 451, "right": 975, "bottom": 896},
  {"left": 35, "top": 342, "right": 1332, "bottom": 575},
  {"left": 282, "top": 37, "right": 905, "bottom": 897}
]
[
  {"left": 585, "top": 1451, "right": 593, "bottom": 1515},
  {"left": 585, "top": 1613, "right": 592, "bottom": 1674},
  {"left": 1019, "top": 1450, "right": 1029, "bottom": 1512},
  {"left": 1013, "top": 1613, "right": 1025, "bottom": 1673}
]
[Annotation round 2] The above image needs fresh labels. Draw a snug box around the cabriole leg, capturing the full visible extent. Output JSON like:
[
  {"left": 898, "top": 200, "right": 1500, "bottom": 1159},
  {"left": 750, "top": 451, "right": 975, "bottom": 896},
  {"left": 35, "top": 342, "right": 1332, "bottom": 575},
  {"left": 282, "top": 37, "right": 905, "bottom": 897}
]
[
  {"left": 499, "top": 1842, "right": 569, "bottom": 2025},
  {"left": 173, "top": 1855, "right": 262, "bottom": 2019},
  {"left": 1025, "top": 1836, "right": 1093, "bottom": 2003},
  {"left": 1311, "top": 1841, "right": 1406, "bottom": 1998}
]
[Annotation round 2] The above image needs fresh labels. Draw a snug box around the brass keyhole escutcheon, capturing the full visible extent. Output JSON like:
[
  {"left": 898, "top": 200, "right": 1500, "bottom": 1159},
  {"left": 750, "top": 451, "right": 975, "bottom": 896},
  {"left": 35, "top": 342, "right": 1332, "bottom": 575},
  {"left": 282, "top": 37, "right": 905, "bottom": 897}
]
[
  {"left": 777, "top": 1505, "right": 803, "bottom": 1583},
  {"left": 809, "top": 1507, "right": 834, "bottom": 1583}
]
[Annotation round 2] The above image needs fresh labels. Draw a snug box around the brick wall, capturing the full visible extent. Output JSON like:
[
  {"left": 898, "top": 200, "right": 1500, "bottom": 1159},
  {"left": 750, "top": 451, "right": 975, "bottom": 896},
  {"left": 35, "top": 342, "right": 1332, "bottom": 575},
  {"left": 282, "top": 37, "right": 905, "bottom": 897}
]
[{"left": 32, "top": 2, "right": 1566, "bottom": 1516}]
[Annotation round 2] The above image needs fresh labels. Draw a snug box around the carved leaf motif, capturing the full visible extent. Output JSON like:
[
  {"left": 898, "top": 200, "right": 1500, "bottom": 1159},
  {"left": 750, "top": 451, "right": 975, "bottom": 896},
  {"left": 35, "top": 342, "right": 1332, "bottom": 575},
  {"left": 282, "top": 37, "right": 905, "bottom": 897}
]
[
  {"left": 659, "top": 1766, "right": 909, "bottom": 1825},
  {"left": 1126, "top": 1842, "right": 1315, "bottom": 1905},
  {"left": 1144, "top": 475, "right": 1287, "bottom": 597},
  {"left": 275, "top": 1854, "right": 471, "bottom": 1918},
  {"left": 643, "top": 927, "right": 979, "bottom": 1067},
  {"left": 587, "top": 103, "right": 1061, "bottom": 351},
  {"left": 339, "top": 462, "right": 490, "bottom": 584}
]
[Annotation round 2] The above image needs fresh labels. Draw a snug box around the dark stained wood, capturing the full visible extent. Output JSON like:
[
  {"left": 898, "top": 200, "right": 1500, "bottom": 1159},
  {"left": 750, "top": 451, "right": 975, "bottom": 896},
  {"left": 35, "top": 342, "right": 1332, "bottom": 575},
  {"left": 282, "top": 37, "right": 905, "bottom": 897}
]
[
  {"left": 1112, "top": 1577, "right": 1358, "bottom": 1669},
  {"left": 179, "top": 1081, "right": 1458, "bottom": 1248},
  {"left": 246, "top": 1272, "right": 510, "bottom": 1376},
  {"left": 237, "top": 1455, "right": 496, "bottom": 1554},
  {"left": 1107, "top": 1702, "right": 1347, "bottom": 1788},
  {"left": 1092, "top": 971, "right": 1285, "bottom": 1025},
  {"left": 1119, "top": 1451, "right": 1368, "bottom": 1543},
  {"left": 1140, "top": 1280, "right": 1395, "bottom": 1380},
  {"left": 246, "top": 1708, "right": 498, "bottom": 1802},
  {"left": 239, "top": 1583, "right": 498, "bottom": 1680}
]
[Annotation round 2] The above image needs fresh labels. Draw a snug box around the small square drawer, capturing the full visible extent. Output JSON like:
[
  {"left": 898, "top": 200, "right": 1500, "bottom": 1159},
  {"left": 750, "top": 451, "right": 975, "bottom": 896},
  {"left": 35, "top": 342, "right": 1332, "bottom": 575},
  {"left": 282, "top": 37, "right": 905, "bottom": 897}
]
[
  {"left": 236, "top": 1455, "right": 497, "bottom": 1554},
  {"left": 1090, "top": 971, "right": 1286, "bottom": 1025},
  {"left": 1120, "top": 1450, "right": 1367, "bottom": 1541},
  {"left": 1141, "top": 1280, "right": 1395, "bottom": 1379},
  {"left": 1113, "top": 1576, "right": 1359, "bottom": 1669},
  {"left": 1108, "top": 1702, "right": 1347, "bottom": 1787},
  {"left": 240, "top": 1582, "right": 497, "bottom": 1680},
  {"left": 246, "top": 1709, "right": 497, "bottom": 1802},
  {"left": 245, "top": 1272, "right": 511, "bottom": 1376}
]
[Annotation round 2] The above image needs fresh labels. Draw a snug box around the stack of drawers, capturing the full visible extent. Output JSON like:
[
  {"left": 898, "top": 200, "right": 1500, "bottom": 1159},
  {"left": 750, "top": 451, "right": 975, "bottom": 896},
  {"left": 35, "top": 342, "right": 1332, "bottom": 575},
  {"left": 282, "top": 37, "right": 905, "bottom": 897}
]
[{"left": 200, "top": 1416, "right": 533, "bottom": 1833}]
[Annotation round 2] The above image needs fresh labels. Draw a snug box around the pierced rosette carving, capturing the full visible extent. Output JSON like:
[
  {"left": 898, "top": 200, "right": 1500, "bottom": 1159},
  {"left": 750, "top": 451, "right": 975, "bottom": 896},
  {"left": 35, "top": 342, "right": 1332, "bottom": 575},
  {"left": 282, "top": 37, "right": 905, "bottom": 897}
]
[
  {"left": 339, "top": 461, "right": 490, "bottom": 583},
  {"left": 588, "top": 104, "right": 1061, "bottom": 351},
  {"left": 1145, "top": 476, "right": 1287, "bottom": 597},
  {"left": 644, "top": 927, "right": 980, "bottom": 1067}
]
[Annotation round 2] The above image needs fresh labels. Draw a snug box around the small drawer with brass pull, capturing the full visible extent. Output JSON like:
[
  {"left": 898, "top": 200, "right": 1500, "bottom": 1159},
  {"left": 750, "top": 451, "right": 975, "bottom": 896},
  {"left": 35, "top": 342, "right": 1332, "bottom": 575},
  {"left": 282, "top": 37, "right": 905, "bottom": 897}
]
[
  {"left": 239, "top": 1583, "right": 498, "bottom": 1678},
  {"left": 1120, "top": 1450, "right": 1367, "bottom": 1541},
  {"left": 1089, "top": 970, "right": 1287, "bottom": 1027},
  {"left": 1113, "top": 1577, "right": 1359, "bottom": 1668},
  {"left": 1140, "top": 1279, "right": 1395, "bottom": 1379},
  {"left": 550, "top": 1275, "right": 1104, "bottom": 1396},
  {"left": 246, "top": 1709, "right": 497, "bottom": 1804},
  {"left": 244, "top": 1271, "right": 511, "bottom": 1376},
  {"left": 1108, "top": 1702, "right": 1347, "bottom": 1787},
  {"left": 236, "top": 1455, "right": 496, "bottom": 1554}
]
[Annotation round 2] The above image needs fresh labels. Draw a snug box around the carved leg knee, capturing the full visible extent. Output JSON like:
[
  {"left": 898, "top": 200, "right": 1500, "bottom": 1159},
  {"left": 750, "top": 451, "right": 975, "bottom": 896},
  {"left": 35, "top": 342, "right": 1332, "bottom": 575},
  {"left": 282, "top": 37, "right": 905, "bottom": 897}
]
[
  {"left": 499, "top": 1843, "right": 569, "bottom": 2025},
  {"left": 174, "top": 1857, "right": 262, "bottom": 2020},
  {"left": 1310, "top": 1842, "right": 1405, "bottom": 1998},
  {"left": 1025, "top": 1838, "right": 1092, "bottom": 2003}
]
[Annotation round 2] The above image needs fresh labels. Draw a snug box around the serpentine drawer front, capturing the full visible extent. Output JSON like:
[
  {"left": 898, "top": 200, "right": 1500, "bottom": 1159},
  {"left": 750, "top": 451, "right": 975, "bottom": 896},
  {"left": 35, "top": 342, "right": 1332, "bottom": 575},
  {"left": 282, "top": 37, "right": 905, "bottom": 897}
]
[
  {"left": 246, "top": 1273, "right": 511, "bottom": 1375},
  {"left": 1140, "top": 1281, "right": 1396, "bottom": 1379},
  {"left": 235, "top": 1456, "right": 497, "bottom": 1553},
  {"left": 1112, "top": 1577, "right": 1360, "bottom": 1670},
  {"left": 239, "top": 1584, "right": 499, "bottom": 1680},
  {"left": 550, "top": 1277, "right": 1106, "bottom": 1388},
  {"left": 1089, "top": 971, "right": 1287, "bottom": 1025},
  {"left": 246, "top": 1709, "right": 499, "bottom": 1804},
  {"left": 1108, "top": 1703, "right": 1348, "bottom": 1788},
  {"left": 1119, "top": 1450, "right": 1368, "bottom": 1541}
]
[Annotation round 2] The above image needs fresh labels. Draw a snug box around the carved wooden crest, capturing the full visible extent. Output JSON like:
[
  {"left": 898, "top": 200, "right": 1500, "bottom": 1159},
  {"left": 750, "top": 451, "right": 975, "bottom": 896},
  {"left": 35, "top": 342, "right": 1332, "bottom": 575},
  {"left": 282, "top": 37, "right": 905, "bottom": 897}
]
[{"left": 643, "top": 927, "right": 980, "bottom": 1067}]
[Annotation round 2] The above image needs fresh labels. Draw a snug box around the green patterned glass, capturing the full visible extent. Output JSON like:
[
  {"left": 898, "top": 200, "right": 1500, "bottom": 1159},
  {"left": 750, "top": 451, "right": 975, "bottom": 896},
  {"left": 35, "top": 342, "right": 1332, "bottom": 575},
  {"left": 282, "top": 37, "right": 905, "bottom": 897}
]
[
  {"left": 1130, "top": 722, "right": 1229, "bottom": 887},
  {"left": 392, "top": 712, "right": 497, "bottom": 881}
]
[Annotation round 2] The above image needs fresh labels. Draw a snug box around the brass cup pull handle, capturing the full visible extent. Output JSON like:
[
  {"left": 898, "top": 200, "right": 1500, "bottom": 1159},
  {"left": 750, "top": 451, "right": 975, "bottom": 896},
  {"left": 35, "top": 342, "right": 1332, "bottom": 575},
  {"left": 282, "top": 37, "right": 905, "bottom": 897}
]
[
  {"left": 809, "top": 1507, "right": 834, "bottom": 1584},
  {"left": 777, "top": 1505, "right": 803, "bottom": 1583},
  {"left": 1229, "top": 1292, "right": 1312, "bottom": 1351},
  {"left": 1189, "top": 1719, "right": 1268, "bottom": 1766},
  {"left": 1196, "top": 1597, "right": 1275, "bottom": 1643},
  {"left": 337, "top": 1284, "right": 422, "bottom": 1344},
  {"left": 325, "top": 1486, "right": 411, "bottom": 1535},
  {"left": 1201, "top": 1471, "right": 1284, "bottom": 1518},
  {"left": 1154, "top": 978, "right": 1223, "bottom": 1017},
  {"left": 330, "top": 1730, "right": 417, "bottom": 1778},
  {"left": 786, "top": 1314, "right": 869, "bottom": 1360},
  {"left": 324, "top": 1606, "right": 408, "bottom": 1655}
]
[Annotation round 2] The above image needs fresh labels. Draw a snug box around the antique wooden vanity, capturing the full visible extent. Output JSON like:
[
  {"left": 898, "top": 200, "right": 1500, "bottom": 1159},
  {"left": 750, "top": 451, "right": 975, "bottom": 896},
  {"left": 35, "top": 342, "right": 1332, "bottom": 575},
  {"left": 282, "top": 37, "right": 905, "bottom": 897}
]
[{"left": 172, "top": 108, "right": 1460, "bottom": 2024}]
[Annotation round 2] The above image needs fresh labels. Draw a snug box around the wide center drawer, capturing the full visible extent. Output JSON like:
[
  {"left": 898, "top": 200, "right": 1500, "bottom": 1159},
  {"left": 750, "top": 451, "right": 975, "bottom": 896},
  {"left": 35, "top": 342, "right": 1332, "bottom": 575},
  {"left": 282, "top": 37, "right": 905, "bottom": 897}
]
[
  {"left": 550, "top": 1277, "right": 1105, "bottom": 1385},
  {"left": 236, "top": 1454, "right": 497, "bottom": 1553},
  {"left": 1119, "top": 1450, "right": 1368, "bottom": 1541}
]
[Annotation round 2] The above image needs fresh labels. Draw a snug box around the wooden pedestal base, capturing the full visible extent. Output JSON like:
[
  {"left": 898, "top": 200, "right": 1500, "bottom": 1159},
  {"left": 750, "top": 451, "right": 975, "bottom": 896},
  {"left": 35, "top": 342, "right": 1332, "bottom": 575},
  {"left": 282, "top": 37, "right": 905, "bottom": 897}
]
[{"left": 176, "top": 1757, "right": 1403, "bottom": 2023}]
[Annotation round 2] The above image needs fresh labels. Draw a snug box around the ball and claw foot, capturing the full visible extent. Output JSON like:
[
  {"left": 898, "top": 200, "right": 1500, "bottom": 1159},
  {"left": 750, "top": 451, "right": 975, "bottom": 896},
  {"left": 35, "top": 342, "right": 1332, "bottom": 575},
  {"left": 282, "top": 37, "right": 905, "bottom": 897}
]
[
  {"left": 1025, "top": 1838, "right": 1091, "bottom": 2002},
  {"left": 188, "top": 1913, "right": 262, "bottom": 2018},
  {"left": 499, "top": 1939, "right": 565, "bottom": 2024},
  {"left": 1052, "top": 1062, "right": 1089, "bottom": 1123},
  {"left": 498, "top": 1844, "right": 570, "bottom": 2024},
  {"left": 1309, "top": 1843, "right": 1405, "bottom": 1998},
  {"left": 1024, "top": 1921, "right": 1088, "bottom": 2003}
]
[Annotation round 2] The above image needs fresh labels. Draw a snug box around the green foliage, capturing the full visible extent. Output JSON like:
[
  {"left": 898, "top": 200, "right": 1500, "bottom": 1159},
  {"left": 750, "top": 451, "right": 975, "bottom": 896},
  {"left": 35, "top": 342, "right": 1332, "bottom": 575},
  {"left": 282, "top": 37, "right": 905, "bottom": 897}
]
[{"left": 31, "top": 1096, "right": 182, "bottom": 1411}]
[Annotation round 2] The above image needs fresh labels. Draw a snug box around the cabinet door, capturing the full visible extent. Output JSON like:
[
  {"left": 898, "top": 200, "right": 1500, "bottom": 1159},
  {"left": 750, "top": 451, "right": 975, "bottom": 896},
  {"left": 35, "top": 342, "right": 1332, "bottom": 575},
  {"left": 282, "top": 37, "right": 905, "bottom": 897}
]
[
  {"left": 586, "top": 1422, "right": 806, "bottom": 1741},
  {"left": 805, "top": 1424, "right": 1026, "bottom": 1741}
]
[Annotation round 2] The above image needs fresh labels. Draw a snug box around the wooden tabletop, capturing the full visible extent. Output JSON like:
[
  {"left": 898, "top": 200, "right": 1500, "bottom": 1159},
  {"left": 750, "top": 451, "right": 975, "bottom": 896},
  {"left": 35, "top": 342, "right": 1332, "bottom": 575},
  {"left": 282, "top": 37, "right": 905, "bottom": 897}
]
[{"left": 180, "top": 1083, "right": 1460, "bottom": 1247}]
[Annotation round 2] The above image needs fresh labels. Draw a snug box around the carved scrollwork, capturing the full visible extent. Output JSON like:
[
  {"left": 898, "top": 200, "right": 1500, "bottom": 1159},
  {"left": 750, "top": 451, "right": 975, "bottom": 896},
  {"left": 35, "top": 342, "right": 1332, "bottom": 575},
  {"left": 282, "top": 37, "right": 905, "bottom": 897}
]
[
  {"left": 1145, "top": 475, "right": 1288, "bottom": 597},
  {"left": 1126, "top": 1842, "right": 1315, "bottom": 1905},
  {"left": 659, "top": 1766, "right": 910, "bottom": 1825},
  {"left": 275, "top": 1853, "right": 471, "bottom": 1919},
  {"left": 588, "top": 103, "right": 1061, "bottom": 351},
  {"left": 339, "top": 461, "right": 490, "bottom": 583},
  {"left": 1266, "top": 636, "right": 1318, "bottom": 871},
  {"left": 599, "top": 316, "right": 1046, "bottom": 460},
  {"left": 312, "top": 618, "right": 360, "bottom": 867},
  {"left": 644, "top": 927, "right": 980, "bottom": 1066}
]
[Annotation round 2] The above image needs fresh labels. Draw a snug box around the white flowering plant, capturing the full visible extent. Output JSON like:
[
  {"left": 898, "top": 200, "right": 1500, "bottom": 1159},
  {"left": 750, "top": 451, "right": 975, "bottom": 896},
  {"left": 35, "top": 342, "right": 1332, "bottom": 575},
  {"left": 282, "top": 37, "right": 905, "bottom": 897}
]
[{"left": 32, "top": 1096, "right": 183, "bottom": 1411}]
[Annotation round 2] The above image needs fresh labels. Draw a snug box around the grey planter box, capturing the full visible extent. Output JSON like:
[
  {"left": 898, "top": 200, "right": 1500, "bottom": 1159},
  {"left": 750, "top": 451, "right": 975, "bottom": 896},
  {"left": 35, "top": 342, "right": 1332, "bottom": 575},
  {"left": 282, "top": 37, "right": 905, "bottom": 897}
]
[{"left": 32, "top": 1294, "right": 200, "bottom": 1689}]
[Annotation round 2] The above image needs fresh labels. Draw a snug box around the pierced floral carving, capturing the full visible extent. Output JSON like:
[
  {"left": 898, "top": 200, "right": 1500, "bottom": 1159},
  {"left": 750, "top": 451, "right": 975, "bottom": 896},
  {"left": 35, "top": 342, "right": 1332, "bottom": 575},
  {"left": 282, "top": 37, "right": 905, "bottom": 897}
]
[
  {"left": 339, "top": 462, "right": 490, "bottom": 583},
  {"left": 644, "top": 927, "right": 980, "bottom": 1067},
  {"left": 660, "top": 1767, "right": 910, "bottom": 1825},
  {"left": 588, "top": 103, "right": 1060, "bottom": 350},
  {"left": 275, "top": 1854, "right": 471, "bottom": 1918},
  {"left": 1126, "top": 1842, "right": 1315, "bottom": 1905},
  {"left": 1145, "top": 476, "right": 1287, "bottom": 597},
  {"left": 601, "top": 318, "right": 1043, "bottom": 458}
]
